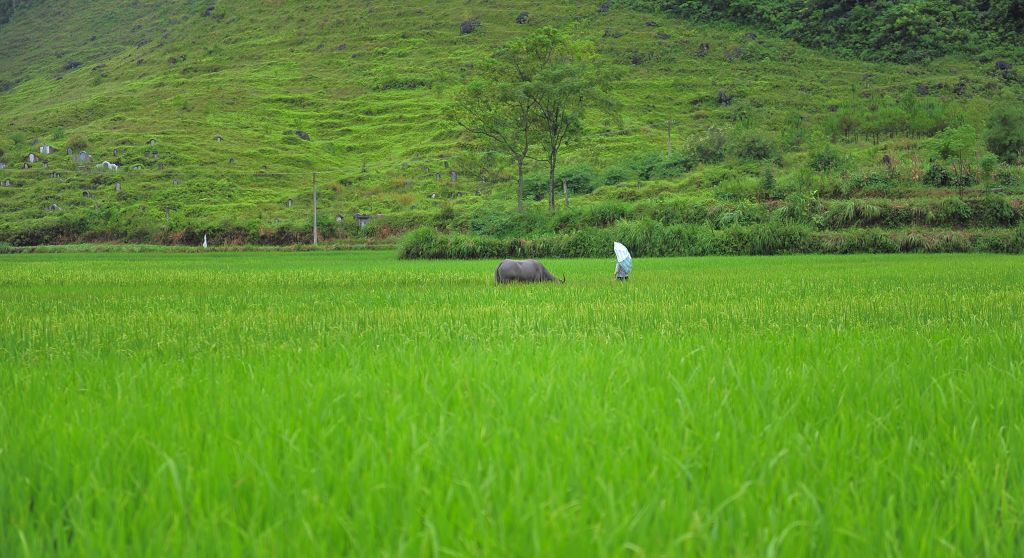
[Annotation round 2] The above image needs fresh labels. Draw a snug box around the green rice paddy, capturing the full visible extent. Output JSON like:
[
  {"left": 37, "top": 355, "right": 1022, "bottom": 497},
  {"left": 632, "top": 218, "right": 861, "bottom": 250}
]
[{"left": 2, "top": 252, "right": 1023, "bottom": 556}]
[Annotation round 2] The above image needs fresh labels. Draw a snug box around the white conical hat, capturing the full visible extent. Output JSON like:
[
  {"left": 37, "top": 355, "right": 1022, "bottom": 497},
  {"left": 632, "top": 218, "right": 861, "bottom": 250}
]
[{"left": 613, "top": 242, "right": 631, "bottom": 263}]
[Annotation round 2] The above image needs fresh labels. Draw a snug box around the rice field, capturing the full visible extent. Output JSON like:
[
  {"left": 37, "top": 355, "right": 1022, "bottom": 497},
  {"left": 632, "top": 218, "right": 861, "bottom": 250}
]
[{"left": 2, "top": 251, "right": 1023, "bottom": 557}]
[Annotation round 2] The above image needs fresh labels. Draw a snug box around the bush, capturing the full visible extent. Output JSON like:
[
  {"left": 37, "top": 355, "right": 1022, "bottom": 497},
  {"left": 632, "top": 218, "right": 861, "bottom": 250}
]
[
  {"left": 558, "top": 164, "right": 598, "bottom": 195},
  {"left": 397, "top": 226, "right": 447, "bottom": 259},
  {"left": 713, "top": 176, "right": 761, "bottom": 201},
  {"left": 691, "top": 126, "right": 726, "bottom": 164},
  {"left": 601, "top": 165, "right": 633, "bottom": 185},
  {"left": 523, "top": 164, "right": 597, "bottom": 200},
  {"left": 634, "top": 199, "right": 709, "bottom": 225},
  {"left": 985, "top": 102, "right": 1024, "bottom": 163},
  {"left": 580, "top": 202, "right": 630, "bottom": 227},
  {"left": 808, "top": 143, "right": 845, "bottom": 172},
  {"left": 980, "top": 152, "right": 1000, "bottom": 179},
  {"left": 730, "top": 130, "right": 778, "bottom": 161},
  {"left": 995, "top": 165, "right": 1023, "bottom": 188},
  {"left": 463, "top": 208, "right": 558, "bottom": 237},
  {"left": 932, "top": 198, "right": 972, "bottom": 227},
  {"left": 820, "top": 229, "right": 898, "bottom": 254},
  {"left": 431, "top": 205, "right": 456, "bottom": 230},
  {"left": 631, "top": 152, "right": 694, "bottom": 180},
  {"left": 66, "top": 135, "right": 88, "bottom": 152},
  {"left": 923, "top": 164, "right": 953, "bottom": 187},
  {"left": 397, "top": 220, "right": 1024, "bottom": 259},
  {"left": 720, "top": 223, "right": 815, "bottom": 255},
  {"left": 969, "top": 196, "right": 1017, "bottom": 227},
  {"left": 821, "top": 201, "right": 883, "bottom": 228}
]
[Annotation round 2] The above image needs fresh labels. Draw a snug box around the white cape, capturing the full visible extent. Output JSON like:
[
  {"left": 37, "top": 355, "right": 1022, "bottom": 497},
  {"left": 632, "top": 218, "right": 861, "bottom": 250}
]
[
  {"left": 614, "top": 242, "right": 631, "bottom": 263},
  {"left": 613, "top": 242, "right": 632, "bottom": 276}
]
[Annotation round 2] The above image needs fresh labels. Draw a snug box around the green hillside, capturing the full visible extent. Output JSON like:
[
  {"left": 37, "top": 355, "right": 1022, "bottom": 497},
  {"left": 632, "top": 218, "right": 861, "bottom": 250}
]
[{"left": 0, "top": 0, "right": 1023, "bottom": 250}]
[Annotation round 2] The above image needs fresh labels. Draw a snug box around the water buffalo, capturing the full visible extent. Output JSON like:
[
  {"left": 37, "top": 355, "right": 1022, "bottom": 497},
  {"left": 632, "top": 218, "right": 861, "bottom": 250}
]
[{"left": 495, "top": 259, "right": 563, "bottom": 284}]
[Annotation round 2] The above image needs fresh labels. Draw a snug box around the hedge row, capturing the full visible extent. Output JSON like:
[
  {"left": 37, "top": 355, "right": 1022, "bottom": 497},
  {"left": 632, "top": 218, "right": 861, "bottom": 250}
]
[
  {"left": 449, "top": 196, "right": 1023, "bottom": 238},
  {"left": 397, "top": 222, "right": 1024, "bottom": 259}
]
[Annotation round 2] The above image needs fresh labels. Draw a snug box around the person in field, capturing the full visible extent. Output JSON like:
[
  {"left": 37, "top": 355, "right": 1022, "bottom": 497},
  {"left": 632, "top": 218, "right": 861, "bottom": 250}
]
[{"left": 614, "top": 242, "right": 631, "bottom": 280}]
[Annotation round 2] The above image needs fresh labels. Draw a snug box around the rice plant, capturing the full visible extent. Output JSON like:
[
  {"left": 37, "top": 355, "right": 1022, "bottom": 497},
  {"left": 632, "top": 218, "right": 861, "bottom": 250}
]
[{"left": 2, "top": 251, "right": 1024, "bottom": 556}]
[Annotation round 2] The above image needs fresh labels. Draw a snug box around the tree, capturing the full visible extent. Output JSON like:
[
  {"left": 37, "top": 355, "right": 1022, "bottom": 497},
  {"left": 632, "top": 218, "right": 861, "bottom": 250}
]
[
  {"left": 524, "top": 28, "right": 619, "bottom": 210},
  {"left": 927, "top": 125, "right": 979, "bottom": 195},
  {"left": 452, "top": 76, "right": 534, "bottom": 211},
  {"left": 453, "top": 27, "right": 618, "bottom": 212},
  {"left": 451, "top": 28, "right": 563, "bottom": 212}
]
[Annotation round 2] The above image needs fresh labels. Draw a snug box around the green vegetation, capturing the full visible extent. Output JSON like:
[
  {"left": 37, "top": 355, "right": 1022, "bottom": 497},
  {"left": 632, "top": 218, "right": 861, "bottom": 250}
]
[
  {"left": 0, "top": 0, "right": 1022, "bottom": 252},
  {"left": 628, "top": 0, "right": 1024, "bottom": 63},
  {"left": 3, "top": 251, "right": 1024, "bottom": 555}
]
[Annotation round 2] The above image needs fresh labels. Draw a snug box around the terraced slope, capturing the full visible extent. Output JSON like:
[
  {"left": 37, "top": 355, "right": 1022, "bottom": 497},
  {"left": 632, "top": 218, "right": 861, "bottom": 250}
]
[{"left": 0, "top": 1, "right": 1022, "bottom": 248}]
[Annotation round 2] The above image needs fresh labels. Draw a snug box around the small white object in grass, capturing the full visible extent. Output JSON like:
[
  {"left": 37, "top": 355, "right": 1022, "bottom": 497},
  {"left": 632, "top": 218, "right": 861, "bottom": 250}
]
[{"left": 203, "top": 234, "right": 208, "bottom": 249}]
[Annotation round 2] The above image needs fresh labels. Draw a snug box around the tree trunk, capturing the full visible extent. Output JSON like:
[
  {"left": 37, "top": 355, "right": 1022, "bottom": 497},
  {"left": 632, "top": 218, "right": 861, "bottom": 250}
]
[
  {"left": 547, "top": 151, "right": 557, "bottom": 211},
  {"left": 516, "top": 158, "right": 524, "bottom": 212}
]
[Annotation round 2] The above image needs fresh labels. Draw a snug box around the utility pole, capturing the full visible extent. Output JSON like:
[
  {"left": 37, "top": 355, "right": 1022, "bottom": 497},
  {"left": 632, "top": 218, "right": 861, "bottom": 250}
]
[{"left": 312, "top": 171, "right": 318, "bottom": 246}]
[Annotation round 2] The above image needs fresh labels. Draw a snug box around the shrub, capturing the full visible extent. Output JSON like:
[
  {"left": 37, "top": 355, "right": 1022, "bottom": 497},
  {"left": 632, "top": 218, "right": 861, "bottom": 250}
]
[
  {"left": 923, "top": 164, "right": 952, "bottom": 187},
  {"left": 690, "top": 126, "right": 726, "bottom": 164},
  {"left": 776, "top": 191, "right": 820, "bottom": 224},
  {"left": 523, "top": 165, "right": 597, "bottom": 200},
  {"left": 66, "top": 135, "right": 88, "bottom": 152},
  {"left": 821, "top": 229, "right": 898, "bottom": 254},
  {"left": 634, "top": 199, "right": 709, "bottom": 225},
  {"left": 631, "top": 152, "right": 694, "bottom": 180},
  {"left": 730, "top": 130, "right": 778, "bottom": 161},
  {"left": 431, "top": 205, "right": 456, "bottom": 230},
  {"left": 374, "top": 76, "right": 431, "bottom": 91},
  {"left": 985, "top": 102, "right": 1024, "bottom": 163},
  {"left": 713, "top": 175, "right": 761, "bottom": 201},
  {"left": 663, "top": 224, "right": 718, "bottom": 256},
  {"left": 969, "top": 195, "right": 1018, "bottom": 227},
  {"left": 580, "top": 202, "right": 630, "bottom": 227},
  {"left": 822, "top": 201, "right": 883, "bottom": 228},
  {"left": 995, "top": 165, "right": 1023, "bottom": 188},
  {"left": 932, "top": 198, "right": 972, "bottom": 227},
  {"left": 808, "top": 143, "right": 845, "bottom": 172},
  {"left": 601, "top": 165, "right": 633, "bottom": 185},
  {"left": 463, "top": 208, "right": 557, "bottom": 237},
  {"left": 558, "top": 164, "right": 598, "bottom": 195},
  {"left": 397, "top": 226, "right": 447, "bottom": 259},
  {"left": 721, "top": 223, "right": 814, "bottom": 255},
  {"left": 980, "top": 152, "right": 1000, "bottom": 179},
  {"left": 609, "top": 219, "right": 662, "bottom": 256}
]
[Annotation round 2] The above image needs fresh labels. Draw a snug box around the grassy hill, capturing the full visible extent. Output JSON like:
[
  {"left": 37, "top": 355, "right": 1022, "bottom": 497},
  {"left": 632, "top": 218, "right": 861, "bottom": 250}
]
[{"left": 0, "top": 0, "right": 1023, "bottom": 250}]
